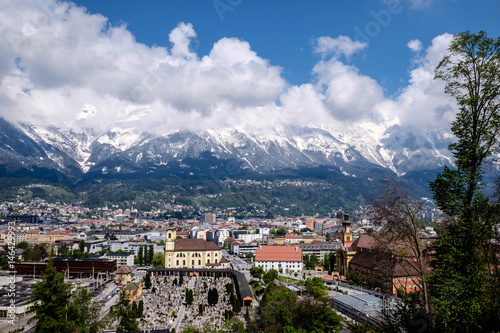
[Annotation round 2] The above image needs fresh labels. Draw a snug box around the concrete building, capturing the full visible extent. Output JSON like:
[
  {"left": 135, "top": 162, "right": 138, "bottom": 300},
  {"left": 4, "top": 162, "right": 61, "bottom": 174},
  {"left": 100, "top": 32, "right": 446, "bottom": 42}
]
[
  {"left": 299, "top": 241, "right": 342, "bottom": 261},
  {"left": 205, "top": 213, "right": 216, "bottom": 225},
  {"left": 102, "top": 253, "right": 134, "bottom": 267},
  {"left": 254, "top": 245, "right": 303, "bottom": 275},
  {"left": 215, "top": 229, "right": 230, "bottom": 247}
]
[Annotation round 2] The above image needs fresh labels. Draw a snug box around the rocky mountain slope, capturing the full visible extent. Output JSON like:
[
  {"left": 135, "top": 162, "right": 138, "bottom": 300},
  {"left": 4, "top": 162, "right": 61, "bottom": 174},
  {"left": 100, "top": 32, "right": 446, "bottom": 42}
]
[{"left": 0, "top": 116, "right": 456, "bottom": 185}]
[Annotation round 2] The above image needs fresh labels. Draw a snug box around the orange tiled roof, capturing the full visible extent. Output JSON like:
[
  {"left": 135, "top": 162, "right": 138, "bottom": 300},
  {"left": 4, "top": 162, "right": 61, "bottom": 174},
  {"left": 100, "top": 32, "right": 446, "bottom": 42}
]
[{"left": 255, "top": 245, "right": 302, "bottom": 262}]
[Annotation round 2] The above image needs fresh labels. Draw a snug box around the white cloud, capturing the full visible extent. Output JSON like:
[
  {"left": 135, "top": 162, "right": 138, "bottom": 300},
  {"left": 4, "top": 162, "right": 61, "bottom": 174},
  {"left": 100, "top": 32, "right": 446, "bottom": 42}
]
[
  {"left": 0, "top": 0, "right": 285, "bottom": 133},
  {"left": 396, "top": 33, "right": 456, "bottom": 128},
  {"left": 313, "top": 59, "right": 385, "bottom": 121},
  {"left": 407, "top": 39, "right": 423, "bottom": 52},
  {"left": 314, "top": 35, "right": 367, "bottom": 59},
  {"left": 0, "top": 0, "right": 456, "bottom": 139}
]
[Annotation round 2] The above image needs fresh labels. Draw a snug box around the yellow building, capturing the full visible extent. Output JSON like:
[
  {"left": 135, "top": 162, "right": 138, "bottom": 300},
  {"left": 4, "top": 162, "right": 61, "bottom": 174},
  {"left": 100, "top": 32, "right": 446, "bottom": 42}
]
[
  {"left": 165, "top": 228, "right": 225, "bottom": 268},
  {"left": 336, "top": 212, "right": 356, "bottom": 277}
]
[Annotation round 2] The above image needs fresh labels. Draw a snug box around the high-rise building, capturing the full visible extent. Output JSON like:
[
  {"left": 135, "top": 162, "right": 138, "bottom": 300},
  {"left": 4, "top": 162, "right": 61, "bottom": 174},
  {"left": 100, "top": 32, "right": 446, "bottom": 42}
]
[{"left": 204, "top": 213, "right": 216, "bottom": 224}]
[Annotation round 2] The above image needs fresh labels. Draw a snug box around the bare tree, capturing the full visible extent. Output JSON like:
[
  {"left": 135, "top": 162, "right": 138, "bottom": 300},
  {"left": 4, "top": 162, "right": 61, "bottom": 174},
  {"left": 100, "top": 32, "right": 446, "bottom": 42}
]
[{"left": 369, "top": 178, "right": 430, "bottom": 312}]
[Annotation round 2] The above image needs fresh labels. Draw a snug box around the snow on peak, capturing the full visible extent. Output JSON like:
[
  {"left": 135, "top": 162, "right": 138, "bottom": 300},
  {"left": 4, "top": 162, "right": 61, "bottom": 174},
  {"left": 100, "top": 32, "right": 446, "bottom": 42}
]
[{"left": 78, "top": 104, "right": 97, "bottom": 119}]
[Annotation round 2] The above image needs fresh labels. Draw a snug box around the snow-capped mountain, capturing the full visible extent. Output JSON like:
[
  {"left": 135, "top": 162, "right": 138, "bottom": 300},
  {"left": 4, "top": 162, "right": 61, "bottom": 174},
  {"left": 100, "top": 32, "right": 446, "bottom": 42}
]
[{"left": 0, "top": 117, "right": 455, "bottom": 182}]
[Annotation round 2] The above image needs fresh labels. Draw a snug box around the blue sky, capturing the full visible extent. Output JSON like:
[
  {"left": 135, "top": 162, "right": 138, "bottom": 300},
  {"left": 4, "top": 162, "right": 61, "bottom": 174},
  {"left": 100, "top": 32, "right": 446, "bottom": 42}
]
[
  {"left": 1, "top": 0, "right": 500, "bottom": 135},
  {"left": 72, "top": 0, "right": 500, "bottom": 96}
]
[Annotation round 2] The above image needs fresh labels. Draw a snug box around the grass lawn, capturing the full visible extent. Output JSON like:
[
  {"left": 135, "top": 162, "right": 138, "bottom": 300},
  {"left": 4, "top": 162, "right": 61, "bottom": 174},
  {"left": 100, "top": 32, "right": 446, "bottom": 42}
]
[{"left": 277, "top": 276, "right": 300, "bottom": 284}]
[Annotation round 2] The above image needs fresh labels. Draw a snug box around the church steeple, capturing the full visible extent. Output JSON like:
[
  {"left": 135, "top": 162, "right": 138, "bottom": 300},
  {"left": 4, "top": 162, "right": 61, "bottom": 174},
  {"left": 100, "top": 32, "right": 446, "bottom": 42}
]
[
  {"left": 341, "top": 212, "right": 352, "bottom": 248},
  {"left": 164, "top": 227, "right": 176, "bottom": 268}
]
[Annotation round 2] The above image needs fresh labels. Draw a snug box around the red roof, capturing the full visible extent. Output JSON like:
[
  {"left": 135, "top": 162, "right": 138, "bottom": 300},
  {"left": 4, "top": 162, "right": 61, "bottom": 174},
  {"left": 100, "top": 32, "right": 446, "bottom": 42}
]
[
  {"left": 116, "top": 266, "right": 133, "bottom": 274},
  {"left": 255, "top": 246, "right": 302, "bottom": 262}
]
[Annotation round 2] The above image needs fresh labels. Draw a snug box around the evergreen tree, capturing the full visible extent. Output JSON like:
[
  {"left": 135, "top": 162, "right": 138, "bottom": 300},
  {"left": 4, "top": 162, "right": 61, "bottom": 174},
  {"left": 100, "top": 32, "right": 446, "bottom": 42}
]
[
  {"left": 110, "top": 291, "right": 139, "bottom": 333},
  {"left": 30, "top": 259, "right": 72, "bottom": 333},
  {"left": 144, "top": 272, "right": 152, "bottom": 289},
  {"left": 231, "top": 293, "right": 241, "bottom": 313},
  {"left": 138, "top": 300, "right": 144, "bottom": 318},
  {"left": 323, "top": 253, "right": 331, "bottom": 271},
  {"left": 185, "top": 288, "right": 194, "bottom": 305},
  {"left": 148, "top": 244, "right": 154, "bottom": 265},
  {"left": 208, "top": 287, "right": 219, "bottom": 306},
  {"left": 131, "top": 301, "right": 138, "bottom": 317},
  {"left": 430, "top": 30, "right": 500, "bottom": 332},
  {"left": 138, "top": 246, "right": 144, "bottom": 266}
]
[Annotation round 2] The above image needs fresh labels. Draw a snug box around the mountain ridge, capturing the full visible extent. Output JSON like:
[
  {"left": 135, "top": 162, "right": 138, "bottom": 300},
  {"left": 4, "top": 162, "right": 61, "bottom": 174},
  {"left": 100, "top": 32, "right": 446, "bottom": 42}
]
[{"left": 0, "top": 117, "right": 456, "bottom": 181}]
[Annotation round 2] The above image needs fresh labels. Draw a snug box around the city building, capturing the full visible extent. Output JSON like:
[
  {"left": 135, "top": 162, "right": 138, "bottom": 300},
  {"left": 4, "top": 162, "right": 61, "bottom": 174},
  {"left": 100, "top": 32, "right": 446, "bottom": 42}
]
[
  {"left": 102, "top": 253, "right": 134, "bottom": 267},
  {"left": 254, "top": 245, "right": 303, "bottom": 275},
  {"left": 115, "top": 265, "right": 133, "bottom": 285},
  {"left": 299, "top": 241, "right": 342, "bottom": 261},
  {"left": 164, "top": 228, "right": 229, "bottom": 269},
  {"left": 204, "top": 213, "right": 216, "bottom": 225}
]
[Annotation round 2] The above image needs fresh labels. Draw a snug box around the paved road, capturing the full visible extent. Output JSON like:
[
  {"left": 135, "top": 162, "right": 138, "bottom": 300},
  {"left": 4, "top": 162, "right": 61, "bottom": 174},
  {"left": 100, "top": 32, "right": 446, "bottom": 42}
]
[
  {"left": 171, "top": 276, "right": 196, "bottom": 333},
  {"left": 222, "top": 250, "right": 252, "bottom": 280}
]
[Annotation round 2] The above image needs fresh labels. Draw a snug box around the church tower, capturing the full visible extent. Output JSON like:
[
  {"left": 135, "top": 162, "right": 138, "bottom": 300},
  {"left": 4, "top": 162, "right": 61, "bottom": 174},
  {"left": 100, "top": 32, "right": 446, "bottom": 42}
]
[
  {"left": 165, "top": 227, "right": 176, "bottom": 268},
  {"left": 341, "top": 212, "right": 352, "bottom": 248},
  {"left": 336, "top": 212, "right": 355, "bottom": 276}
]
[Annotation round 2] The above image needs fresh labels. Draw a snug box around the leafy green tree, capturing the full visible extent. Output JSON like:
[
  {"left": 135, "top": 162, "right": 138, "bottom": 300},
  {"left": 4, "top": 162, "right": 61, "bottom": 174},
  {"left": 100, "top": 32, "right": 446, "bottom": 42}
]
[
  {"left": 263, "top": 269, "right": 278, "bottom": 285},
  {"left": 430, "top": 30, "right": 500, "bottom": 332},
  {"left": 250, "top": 266, "right": 264, "bottom": 281},
  {"left": 152, "top": 252, "right": 165, "bottom": 268},
  {"left": 275, "top": 228, "right": 287, "bottom": 237},
  {"left": 260, "top": 282, "right": 342, "bottom": 333},
  {"left": 0, "top": 256, "right": 9, "bottom": 270},
  {"left": 304, "top": 277, "right": 327, "bottom": 301},
  {"left": 79, "top": 240, "right": 85, "bottom": 253},
  {"left": 303, "top": 254, "right": 318, "bottom": 270},
  {"left": 16, "top": 241, "right": 29, "bottom": 250},
  {"left": 58, "top": 243, "right": 70, "bottom": 257},
  {"left": 221, "top": 317, "right": 246, "bottom": 333}
]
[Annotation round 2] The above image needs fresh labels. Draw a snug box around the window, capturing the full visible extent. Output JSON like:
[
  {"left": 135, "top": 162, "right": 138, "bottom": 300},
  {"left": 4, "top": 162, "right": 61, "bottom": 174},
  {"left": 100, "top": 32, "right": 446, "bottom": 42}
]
[
  {"left": 176, "top": 260, "right": 179, "bottom": 265},
  {"left": 198, "top": 260, "right": 201, "bottom": 265}
]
